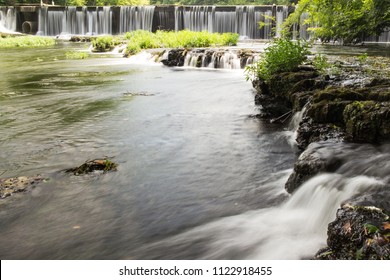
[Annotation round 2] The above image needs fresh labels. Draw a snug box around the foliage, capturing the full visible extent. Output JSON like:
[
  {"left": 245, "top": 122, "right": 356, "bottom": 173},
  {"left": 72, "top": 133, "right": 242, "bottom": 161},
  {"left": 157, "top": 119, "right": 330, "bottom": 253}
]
[
  {"left": 65, "top": 51, "right": 89, "bottom": 59},
  {"left": 91, "top": 36, "right": 121, "bottom": 52},
  {"left": 282, "top": 0, "right": 390, "bottom": 44},
  {"left": 0, "top": 36, "right": 56, "bottom": 48},
  {"left": 245, "top": 38, "right": 309, "bottom": 81},
  {"left": 123, "top": 30, "right": 239, "bottom": 56},
  {"left": 66, "top": 0, "right": 87, "bottom": 5},
  {"left": 312, "top": 54, "right": 329, "bottom": 73}
]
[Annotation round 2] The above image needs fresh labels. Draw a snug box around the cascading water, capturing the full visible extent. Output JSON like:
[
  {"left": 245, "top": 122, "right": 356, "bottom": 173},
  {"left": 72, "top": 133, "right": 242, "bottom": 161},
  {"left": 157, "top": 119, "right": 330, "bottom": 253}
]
[
  {"left": 135, "top": 137, "right": 388, "bottom": 259},
  {"left": 38, "top": 6, "right": 113, "bottom": 36},
  {"left": 176, "top": 6, "right": 276, "bottom": 39},
  {"left": 0, "top": 6, "right": 16, "bottom": 33},
  {"left": 119, "top": 6, "right": 155, "bottom": 33}
]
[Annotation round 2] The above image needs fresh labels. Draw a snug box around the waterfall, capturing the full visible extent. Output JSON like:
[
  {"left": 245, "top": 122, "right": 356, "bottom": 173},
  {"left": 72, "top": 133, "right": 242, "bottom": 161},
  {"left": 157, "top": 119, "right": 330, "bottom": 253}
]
[
  {"left": 177, "top": 6, "right": 274, "bottom": 39},
  {"left": 139, "top": 159, "right": 384, "bottom": 259},
  {"left": 0, "top": 7, "right": 16, "bottom": 33},
  {"left": 37, "top": 6, "right": 113, "bottom": 36},
  {"left": 119, "top": 6, "right": 155, "bottom": 33}
]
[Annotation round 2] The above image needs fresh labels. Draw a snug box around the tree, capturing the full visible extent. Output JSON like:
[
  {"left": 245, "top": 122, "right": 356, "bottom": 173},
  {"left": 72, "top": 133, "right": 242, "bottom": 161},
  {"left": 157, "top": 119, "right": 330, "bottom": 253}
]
[{"left": 283, "top": 0, "right": 390, "bottom": 44}]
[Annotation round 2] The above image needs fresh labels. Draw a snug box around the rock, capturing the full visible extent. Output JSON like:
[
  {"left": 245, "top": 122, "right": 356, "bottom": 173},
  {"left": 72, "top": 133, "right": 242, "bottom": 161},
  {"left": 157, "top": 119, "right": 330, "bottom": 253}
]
[
  {"left": 65, "top": 158, "right": 118, "bottom": 175},
  {"left": 0, "top": 175, "right": 44, "bottom": 199},
  {"left": 285, "top": 141, "right": 345, "bottom": 193},
  {"left": 161, "top": 49, "right": 187, "bottom": 67},
  {"left": 343, "top": 101, "right": 390, "bottom": 143},
  {"left": 315, "top": 192, "right": 390, "bottom": 260},
  {"left": 296, "top": 117, "right": 345, "bottom": 150}
]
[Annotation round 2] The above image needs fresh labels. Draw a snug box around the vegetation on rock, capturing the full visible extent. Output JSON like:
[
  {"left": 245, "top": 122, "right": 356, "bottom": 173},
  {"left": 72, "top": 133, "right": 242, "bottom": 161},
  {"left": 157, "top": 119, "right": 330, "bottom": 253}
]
[
  {"left": 65, "top": 158, "right": 118, "bottom": 175},
  {"left": 124, "top": 30, "right": 239, "bottom": 56},
  {"left": 245, "top": 38, "right": 309, "bottom": 82}
]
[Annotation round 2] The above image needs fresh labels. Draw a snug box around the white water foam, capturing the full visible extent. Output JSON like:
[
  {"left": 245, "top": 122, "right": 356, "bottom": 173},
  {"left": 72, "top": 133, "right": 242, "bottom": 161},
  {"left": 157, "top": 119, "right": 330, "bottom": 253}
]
[{"left": 151, "top": 173, "right": 382, "bottom": 259}]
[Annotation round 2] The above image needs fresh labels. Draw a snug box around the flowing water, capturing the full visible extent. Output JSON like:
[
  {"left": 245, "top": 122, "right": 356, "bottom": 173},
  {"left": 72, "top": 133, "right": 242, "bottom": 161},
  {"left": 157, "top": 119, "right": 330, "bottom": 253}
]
[{"left": 0, "top": 43, "right": 389, "bottom": 260}]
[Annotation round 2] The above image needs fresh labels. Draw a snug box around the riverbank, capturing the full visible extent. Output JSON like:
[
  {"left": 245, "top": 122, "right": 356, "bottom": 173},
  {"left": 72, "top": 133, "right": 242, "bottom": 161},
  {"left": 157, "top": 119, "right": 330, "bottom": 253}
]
[{"left": 251, "top": 55, "right": 390, "bottom": 259}]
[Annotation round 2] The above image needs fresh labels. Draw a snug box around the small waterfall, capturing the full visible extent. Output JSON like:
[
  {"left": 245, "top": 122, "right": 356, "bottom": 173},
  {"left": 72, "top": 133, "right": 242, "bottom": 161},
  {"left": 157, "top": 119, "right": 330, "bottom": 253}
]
[
  {"left": 0, "top": 6, "right": 16, "bottom": 33},
  {"left": 38, "top": 6, "right": 113, "bottom": 36},
  {"left": 178, "top": 6, "right": 274, "bottom": 39},
  {"left": 182, "top": 6, "right": 214, "bottom": 33},
  {"left": 119, "top": 6, "right": 155, "bottom": 33},
  {"left": 140, "top": 169, "right": 383, "bottom": 259},
  {"left": 181, "top": 49, "right": 255, "bottom": 69}
]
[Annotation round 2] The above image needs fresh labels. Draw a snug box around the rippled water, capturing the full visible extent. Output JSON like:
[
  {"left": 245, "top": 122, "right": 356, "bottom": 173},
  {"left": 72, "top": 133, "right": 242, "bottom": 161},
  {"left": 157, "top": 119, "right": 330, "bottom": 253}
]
[
  {"left": 0, "top": 43, "right": 296, "bottom": 259},
  {"left": 1, "top": 42, "right": 388, "bottom": 260}
]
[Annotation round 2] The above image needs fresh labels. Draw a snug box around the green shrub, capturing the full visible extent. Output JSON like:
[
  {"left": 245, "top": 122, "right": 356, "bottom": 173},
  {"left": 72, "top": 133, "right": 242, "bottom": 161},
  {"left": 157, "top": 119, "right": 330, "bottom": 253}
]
[
  {"left": 124, "top": 30, "right": 239, "bottom": 56},
  {"left": 65, "top": 51, "right": 89, "bottom": 60},
  {"left": 91, "top": 36, "right": 121, "bottom": 52},
  {"left": 312, "top": 54, "right": 330, "bottom": 73},
  {"left": 0, "top": 36, "right": 56, "bottom": 48},
  {"left": 245, "top": 38, "right": 309, "bottom": 82}
]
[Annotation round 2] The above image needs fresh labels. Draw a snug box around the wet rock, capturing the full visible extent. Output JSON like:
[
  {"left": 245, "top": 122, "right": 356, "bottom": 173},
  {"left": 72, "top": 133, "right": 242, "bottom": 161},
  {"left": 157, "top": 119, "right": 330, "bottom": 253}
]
[
  {"left": 69, "top": 36, "right": 93, "bottom": 43},
  {"left": 161, "top": 49, "right": 187, "bottom": 67},
  {"left": 296, "top": 117, "right": 345, "bottom": 150},
  {"left": 315, "top": 193, "right": 390, "bottom": 260},
  {"left": 343, "top": 101, "right": 390, "bottom": 143},
  {"left": 65, "top": 158, "right": 118, "bottom": 175},
  {"left": 0, "top": 176, "right": 44, "bottom": 199},
  {"left": 285, "top": 141, "right": 345, "bottom": 193}
]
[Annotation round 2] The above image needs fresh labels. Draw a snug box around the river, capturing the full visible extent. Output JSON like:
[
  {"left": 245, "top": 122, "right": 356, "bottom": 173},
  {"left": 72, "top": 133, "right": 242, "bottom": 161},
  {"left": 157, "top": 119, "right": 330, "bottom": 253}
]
[{"left": 0, "top": 42, "right": 388, "bottom": 259}]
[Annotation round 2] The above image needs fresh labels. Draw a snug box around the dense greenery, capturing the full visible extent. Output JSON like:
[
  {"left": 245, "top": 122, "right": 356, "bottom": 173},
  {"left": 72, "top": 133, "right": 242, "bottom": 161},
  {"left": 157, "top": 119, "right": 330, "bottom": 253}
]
[
  {"left": 0, "top": 35, "right": 56, "bottom": 47},
  {"left": 124, "top": 30, "right": 239, "bottom": 55},
  {"left": 245, "top": 38, "right": 308, "bottom": 81},
  {"left": 91, "top": 35, "right": 121, "bottom": 51},
  {"left": 283, "top": 0, "right": 390, "bottom": 44}
]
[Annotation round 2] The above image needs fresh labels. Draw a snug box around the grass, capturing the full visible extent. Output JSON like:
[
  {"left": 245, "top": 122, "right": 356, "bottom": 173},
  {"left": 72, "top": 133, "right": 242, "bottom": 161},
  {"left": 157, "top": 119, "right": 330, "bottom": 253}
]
[
  {"left": 0, "top": 36, "right": 56, "bottom": 48},
  {"left": 65, "top": 51, "right": 89, "bottom": 60},
  {"left": 123, "top": 30, "right": 239, "bottom": 56}
]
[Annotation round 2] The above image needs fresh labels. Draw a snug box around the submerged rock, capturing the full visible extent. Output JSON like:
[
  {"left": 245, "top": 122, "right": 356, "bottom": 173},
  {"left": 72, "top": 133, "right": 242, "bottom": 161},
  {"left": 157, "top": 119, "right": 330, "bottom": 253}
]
[
  {"left": 0, "top": 175, "right": 44, "bottom": 199},
  {"left": 65, "top": 158, "right": 118, "bottom": 175}
]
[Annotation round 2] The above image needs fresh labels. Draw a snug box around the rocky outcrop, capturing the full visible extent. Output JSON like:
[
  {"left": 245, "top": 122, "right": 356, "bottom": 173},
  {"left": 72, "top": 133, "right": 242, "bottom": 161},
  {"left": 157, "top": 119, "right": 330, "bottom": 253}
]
[
  {"left": 160, "top": 48, "right": 259, "bottom": 69},
  {"left": 254, "top": 70, "right": 390, "bottom": 149},
  {"left": 252, "top": 64, "right": 390, "bottom": 259},
  {"left": 316, "top": 190, "right": 390, "bottom": 260}
]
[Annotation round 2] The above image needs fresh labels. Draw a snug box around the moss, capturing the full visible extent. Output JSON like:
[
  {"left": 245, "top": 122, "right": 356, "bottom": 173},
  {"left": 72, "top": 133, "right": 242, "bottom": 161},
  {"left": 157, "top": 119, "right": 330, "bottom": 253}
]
[
  {"left": 343, "top": 101, "right": 390, "bottom": 143},
  {"left": 308, "top": 100, "right": 352, "bottom": 124},
  {"left": 312, "top": 87, "right": 364, "bottom": 104}
]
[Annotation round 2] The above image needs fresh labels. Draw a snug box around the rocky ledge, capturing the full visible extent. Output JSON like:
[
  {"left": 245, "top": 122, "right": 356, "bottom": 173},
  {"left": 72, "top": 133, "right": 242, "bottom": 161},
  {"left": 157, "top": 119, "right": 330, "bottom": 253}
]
[
  {"left": 159, "top": 48, "right": 259, "bottom": 69},
  {"left": 252, "top": 61, "right": 390, "bottom": 259}
]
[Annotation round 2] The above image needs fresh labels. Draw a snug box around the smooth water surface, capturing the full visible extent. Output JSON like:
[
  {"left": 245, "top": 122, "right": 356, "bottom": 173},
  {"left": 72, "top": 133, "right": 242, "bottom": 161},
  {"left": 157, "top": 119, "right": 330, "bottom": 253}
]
[
  {"left": 1, "top": 43, "right": 388, "bottom": 260},
  {"left": 0, "top": 43, "right": 295, "bottom": 259}
]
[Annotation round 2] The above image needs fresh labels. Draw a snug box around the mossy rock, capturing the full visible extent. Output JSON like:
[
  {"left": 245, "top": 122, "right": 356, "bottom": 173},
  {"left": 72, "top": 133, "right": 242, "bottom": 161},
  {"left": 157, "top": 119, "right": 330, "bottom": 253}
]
[
  {"left": 343, "top": 101, "right": 390, "bottom": 143},
  {"left": 66, "top": 158, "right": 118, "bottom": 175},
  {"left": 267, "top": 71, "right": 319, "bottom": 99},
  {"left": 316, "top": 201, "right": 390, "bottom": 260},
  {"left": 312, "top": 87, "right": 364, "bottom": 104},
  {"left": 308, "top": 100, "right": 352, "bottom": 124}
]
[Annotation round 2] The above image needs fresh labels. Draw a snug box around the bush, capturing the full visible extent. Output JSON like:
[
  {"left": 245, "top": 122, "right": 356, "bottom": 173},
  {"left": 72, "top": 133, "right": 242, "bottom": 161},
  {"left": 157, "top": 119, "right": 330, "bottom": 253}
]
[
  {"left": 91, "top": 36, "right": 121, "bottom": 52},
  {"left": 65, "top": 51, "right": 89, "bottom": 60},
  {"left": 124, "top": 30, "right": 239, "bottom": 56},
  {"left": 245, "top": 38, "right": 309, "bottom": 82},
  {"left": 0, "top": 36, "right": 56, "bottom": 48}
]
